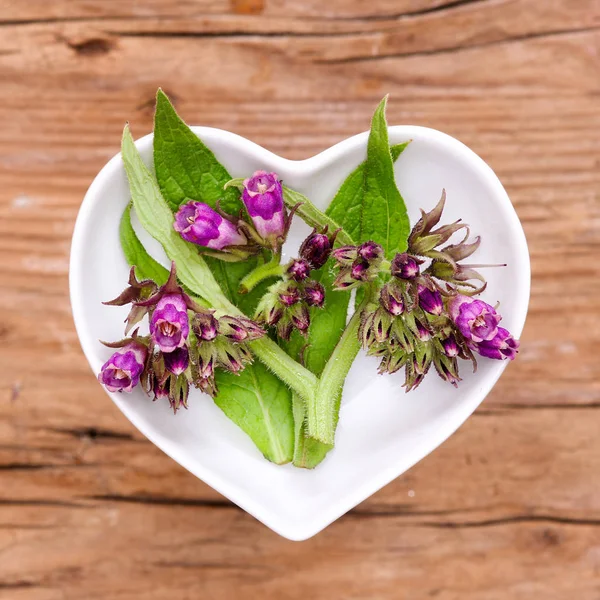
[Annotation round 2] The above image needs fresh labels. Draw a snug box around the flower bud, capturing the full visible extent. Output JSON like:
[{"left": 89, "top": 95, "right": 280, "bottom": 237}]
[
  {"left": 163, "top": 346, "right": 189, "bottom": 376},
  {"left": 441, "top": 335, "right": 459, "bottom": 357},
  {"left": 433, "top": 355, "right": 461, "bottom": 387},
  {"left": 380, "top": 283, "right": 404, "bottom": 316},
  {"left": 417, "top": 285, "right": 444, "bottom": 316},
  {"left": 351, "top": 260, "right": 370, "bottom": 281},
  {"left": 279, "top": 284, "right": 300, "bottom": 307},
  {"left": 98, "top": 342, "right": 147, "bottom": 393},
  {"left": 415, "top": 320, "right": 431, "bottom": 342},
  {"left": 242, "top": 171, "right": 286, "bottom": 241},
  {"left": 332, "top": 246, "right": 358, "bottom": 266},
  {"left": 218, "top": 316, "right": 265, "bottom": 342},
  {"left": 192, "top": 311, "right": 219, "bottom": 342},
  {"left": 299, "top": 227, "right": 336, "bottom": 269},
  {"left": 286, "top": 258, "right": 311, "bottom": 281},
  {"left": 153, "top": 377, "right": 170, "bottom": 401},
  {"left": 150, "top": 293, "right": 189, "bottom": 353},
  {"left": 289, "top": 304, "right": 310, "bottom": 334},
  {"left": 304, "top": 281, "right": 325, "bottom": 308},
  {"left": 358, "top": 241, "right": 383, "bottom": 262},
  {"left": 174, "top": 201, "right": 247, "bottom": 249},
  {"left": 391, "top": 253, "right": 420, "bottom": 280}
]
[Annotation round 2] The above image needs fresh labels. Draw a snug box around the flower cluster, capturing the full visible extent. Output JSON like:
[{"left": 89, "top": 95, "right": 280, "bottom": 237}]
[
  {"left": 254, "top": 227, "right": 337, "bottom": 340},
  {"left": 98, "top": 263, "right": 264, "bottom": 411},
  {"left": 173, "top": 171, "right": 295, "bottom": 259},
  {"left": 337, "top": 191, "right": 520, "bottom": 391},
  {"left": 331, "top": 241, "right": 384, "bottom": 290}
]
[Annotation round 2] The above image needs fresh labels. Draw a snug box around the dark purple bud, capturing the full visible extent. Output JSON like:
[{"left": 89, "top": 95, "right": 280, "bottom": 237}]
[
  {"left": 287, "top": 258, "right": 311, "bottom": 281},
  {"left": 441, "top": 335, "right": 459, "bottom": 358},
  {"left": 153, "top": 377, "right": 170, "bottom": 401},
  {"left": 163, "top": 346, "right": 189, "bottom": 376},
  {"left": 304, "top": 281, "right": 325, "bottom": 308},
  {"left": 434, "top": 358, "right": 461, "bottom": 387},
  {"left": 267, "top": 305, "right": 284, "bottom": 325},
  {"left": 415, "top": 320, "right": 431, "bottom": 342},
  {"left": 197, "top": 345, "right": 215, "bottom": 380},
  {"left": 242, "top": 170, "right": 285, "bottom": 241},
  {"left": 193, "top": 311, "right": 219, "bottom": 342},
  {"left": 351, "top": 260, "right": 370, "bottom": 281},
  {"left": 279, "top": 285, "right": 300, "bottom": 307},
  {"left": 150, "top": 293, "right": 189, "bottom": 353},
  {"left": 380, "top": 284, "right": 404, "bottom": 316},
  {"left": 448, "top": 295, "right": 501, "bottom": 343},
  {"left": 299, "top": 228, "right": 335, "bottom": 269},
  {"left": 418, "top": 285, "right": 444, "bottom": 316},
  {"left": 174, "top": 201, "right": 247, "bottom": 249},
  {"left": 98, "top": 342, "right": 147, "bottom": 393},
  {"left": 332, "top": 245, "right": 358, "bottom": 266},
  {"left": 473, "top": 327, "right": 520, "bottom": 361},
  {"left": 290, "top": 304, "right": 310, "bottom": 333},
  {"left": 358, "top": 241, "right": 383, "bottom": 262},
  {"left": 391, "top": 253, "right": 420, "bottom": 280}
]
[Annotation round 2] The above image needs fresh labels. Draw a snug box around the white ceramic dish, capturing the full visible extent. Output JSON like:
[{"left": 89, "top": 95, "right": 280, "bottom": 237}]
[{"left": 70, "top": 126, "right": 530, "bottom": 541}]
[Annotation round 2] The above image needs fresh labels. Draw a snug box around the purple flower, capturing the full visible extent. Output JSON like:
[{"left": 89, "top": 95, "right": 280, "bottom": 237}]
[
  {"left": 299, "top": 228, "right": 335, "bottom": 269},
  {"left": 279, "top": 285, "right": 300, "bottom": 307},
  {"left": 474, "top": 327, "right": 520, "bottom": 360},
  {"left": 304, "top": 281, "right": 325, "bottom": 308},
  {"left": 242, "top": 171, "right": 285, "bottom": 240},
  {"left": 174, "top": 201, "right": 246, "bottom": 249},
  {"left": 449, "top": 295, "right": 501, "bottom": 343},
  {"left": 351, "top": 260, "right": 370, "bottom": 281},
  {"left": 391, "top": 253, "right": 420, "bottom": 280},
  {"left": 98, "top": 342, "right": 147, "bottom": 393},
  {"left": 418, "top": 285, "right": 443, "bottom": 316},
  {"left": 287, "top": 259, "right": 311, "bottom": 281},
  {"left": 150, "top": 293, "right": 189, "bottom": 353},
  {"left": 163, "top": 346, "right": 189, "bottom": 375}
]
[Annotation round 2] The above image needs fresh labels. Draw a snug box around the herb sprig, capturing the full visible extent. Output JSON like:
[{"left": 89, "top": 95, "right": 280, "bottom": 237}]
[{"left": 98, "top": 92, "right": 520, "bottom": 468}]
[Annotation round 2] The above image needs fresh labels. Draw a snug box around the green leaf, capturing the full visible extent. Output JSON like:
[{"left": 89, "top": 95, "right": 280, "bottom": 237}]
[
  {"left": 361, "top": 98, "right": 410, "bottom": 257},
  {"left": 119, "top": 204, "right": 169, "bottom": 285},
  {"left": 327, "top": 142, "right": 409, "bottom": 242},
  {"left": 153, "top": 89, "right": 241, "bottom": 214},
  {"left": 215, "top": 361, "right": 294, "bottom": 465}
]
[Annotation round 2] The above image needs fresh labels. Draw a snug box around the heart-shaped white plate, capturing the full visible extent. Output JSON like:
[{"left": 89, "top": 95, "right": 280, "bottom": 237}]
[{"left": 70, "top": 126, "right": 530, "bottom": 541}]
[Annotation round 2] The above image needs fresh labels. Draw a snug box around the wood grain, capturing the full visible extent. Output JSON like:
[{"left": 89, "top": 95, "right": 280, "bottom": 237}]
[{"left": 1, "top": 0, "right": 599, "bottom": 597}]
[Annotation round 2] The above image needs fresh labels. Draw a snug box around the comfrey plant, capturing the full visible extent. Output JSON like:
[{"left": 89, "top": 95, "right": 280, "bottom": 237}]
[{"left": 99, "top": 90, "right": 520, "bottom": 468}]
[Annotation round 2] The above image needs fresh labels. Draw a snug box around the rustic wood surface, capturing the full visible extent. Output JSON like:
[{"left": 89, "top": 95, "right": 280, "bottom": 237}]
[{"left": 1, "top": 0, "right": 600, "bottom": 597}]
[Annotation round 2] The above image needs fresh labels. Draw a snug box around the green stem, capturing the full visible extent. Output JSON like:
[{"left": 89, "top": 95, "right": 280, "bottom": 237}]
[
  {"left": 283, "top": 186, "right": 354, "bottom": 246},
  {"left": 307, "top": 284, "right": 376, "bottom": 444},
  {"left": 238, "top": 253, "right": 283, "bottom": 294}
]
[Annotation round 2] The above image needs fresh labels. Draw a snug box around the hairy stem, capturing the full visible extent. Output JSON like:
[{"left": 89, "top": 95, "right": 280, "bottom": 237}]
[
  {"left": 307, "top": 284, "right": 376, "bottom": 444},
  {"left": 238, "top": 253, "right": 283, "bottom": 294}
]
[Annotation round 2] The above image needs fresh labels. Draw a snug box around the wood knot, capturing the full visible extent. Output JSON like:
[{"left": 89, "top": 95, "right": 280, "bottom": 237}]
[{"left": 66, "top": 37, "right": 114, "bottom": 57}]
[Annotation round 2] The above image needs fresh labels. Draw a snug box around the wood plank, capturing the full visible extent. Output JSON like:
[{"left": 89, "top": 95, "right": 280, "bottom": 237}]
[{"left": 0, "top": 0, "right": 599, "bottom": 596}]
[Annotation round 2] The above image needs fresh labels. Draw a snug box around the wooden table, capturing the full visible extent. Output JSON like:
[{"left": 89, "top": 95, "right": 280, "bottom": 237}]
[{"left": 1, "top": 1, "right": 599, "bottom": 598}]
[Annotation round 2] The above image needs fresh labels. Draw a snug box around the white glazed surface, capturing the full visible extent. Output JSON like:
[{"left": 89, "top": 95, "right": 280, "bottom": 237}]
[{"left": 70, "top": 126, "right": 530, "bottom": 541}]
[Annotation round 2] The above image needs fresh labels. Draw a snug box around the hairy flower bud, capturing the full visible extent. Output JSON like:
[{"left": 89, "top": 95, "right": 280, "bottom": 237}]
[
  {"left": 286, "top": 258, "right": 311, "bottom": 281},
  {"left": 299, "top": 227, "right": 336, "bottom": 269},
  {"left": 391, "top": 253, "right": 420, "bottom": 280},
  {"left": 417, "top": 285, "right": 444, "bottom": 316},
  {"left": 380, "top": 283, "right": 404, "bottom": 316},
  {"left": 174, "top": 201, "right": 246, "bottom": 249},
  {"left": 163, "top": 346, "right": 189, "bottom": 376},
  {"left": 304, "top": 281, "right": 326, "bottom": 308}
]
